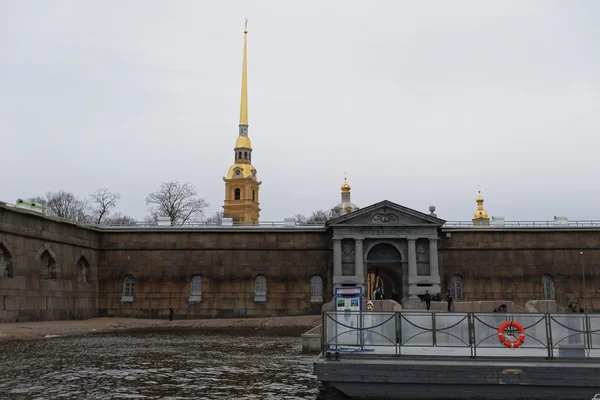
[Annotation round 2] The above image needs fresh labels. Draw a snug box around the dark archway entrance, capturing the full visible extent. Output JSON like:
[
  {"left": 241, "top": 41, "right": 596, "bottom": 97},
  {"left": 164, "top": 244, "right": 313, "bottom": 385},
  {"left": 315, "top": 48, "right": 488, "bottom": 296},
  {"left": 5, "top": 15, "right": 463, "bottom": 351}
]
[{"left": 366, "top": 243, "right": 402, "bottom": 301}]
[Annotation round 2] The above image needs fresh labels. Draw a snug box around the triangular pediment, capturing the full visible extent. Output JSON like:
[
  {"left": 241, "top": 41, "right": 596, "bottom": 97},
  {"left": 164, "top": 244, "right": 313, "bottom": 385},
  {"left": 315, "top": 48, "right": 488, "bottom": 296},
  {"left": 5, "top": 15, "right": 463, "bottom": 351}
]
[{"left": 326, "top": 200, "right": 446, "bottom": 227}]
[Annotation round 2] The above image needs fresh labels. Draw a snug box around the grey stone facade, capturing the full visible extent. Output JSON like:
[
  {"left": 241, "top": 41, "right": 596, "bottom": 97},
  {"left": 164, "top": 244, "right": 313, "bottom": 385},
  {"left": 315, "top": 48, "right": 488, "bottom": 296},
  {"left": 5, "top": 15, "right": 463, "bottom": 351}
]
[{"left": 327, "top": 200, "right": 445, "bottom": 308}]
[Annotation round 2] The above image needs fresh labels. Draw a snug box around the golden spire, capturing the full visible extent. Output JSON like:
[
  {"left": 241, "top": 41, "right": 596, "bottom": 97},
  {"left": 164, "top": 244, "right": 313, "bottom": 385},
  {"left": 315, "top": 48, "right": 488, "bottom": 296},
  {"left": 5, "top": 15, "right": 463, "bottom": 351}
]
[
  {"left": 341, "top": 172, "right": 351, "bottom": 192},
  {"left": 239, "top": 19, "right": 249, "bottom": 126}
]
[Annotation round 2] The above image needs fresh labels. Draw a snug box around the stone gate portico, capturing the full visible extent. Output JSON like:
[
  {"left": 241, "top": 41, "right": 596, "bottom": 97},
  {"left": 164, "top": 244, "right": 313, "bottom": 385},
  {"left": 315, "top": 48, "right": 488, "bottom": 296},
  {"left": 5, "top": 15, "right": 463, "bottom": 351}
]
[{"left": 326, "top": 200, "right": 445, "bottom": 308}]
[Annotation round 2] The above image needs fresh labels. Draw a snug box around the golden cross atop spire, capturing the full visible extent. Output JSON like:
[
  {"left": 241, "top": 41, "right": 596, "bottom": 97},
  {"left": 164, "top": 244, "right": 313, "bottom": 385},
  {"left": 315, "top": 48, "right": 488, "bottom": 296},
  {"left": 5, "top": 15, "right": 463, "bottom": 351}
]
[{"left": 239, "top": 19, "right": 249, "bottom": 126}]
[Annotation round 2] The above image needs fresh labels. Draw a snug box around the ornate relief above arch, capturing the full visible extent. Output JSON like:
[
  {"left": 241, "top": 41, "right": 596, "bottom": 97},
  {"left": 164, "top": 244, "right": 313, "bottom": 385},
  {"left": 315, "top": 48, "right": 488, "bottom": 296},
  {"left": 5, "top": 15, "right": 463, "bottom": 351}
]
[{"left": 371, "top": 212, "right": 399, "bottom": 223}]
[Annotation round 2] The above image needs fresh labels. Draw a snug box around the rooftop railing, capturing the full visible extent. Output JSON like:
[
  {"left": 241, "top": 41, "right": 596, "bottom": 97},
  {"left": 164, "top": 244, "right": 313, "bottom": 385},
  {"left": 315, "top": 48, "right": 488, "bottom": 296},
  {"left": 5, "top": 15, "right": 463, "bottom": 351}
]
[
  {"left": 444, "top": 220, "right": 600, "bottom": 227},
  {"left": 3, "top": 201, "right": 600, "bottom": 228},
  {"left": 323, "top": 311, "right": 600, "bottom": 361}
]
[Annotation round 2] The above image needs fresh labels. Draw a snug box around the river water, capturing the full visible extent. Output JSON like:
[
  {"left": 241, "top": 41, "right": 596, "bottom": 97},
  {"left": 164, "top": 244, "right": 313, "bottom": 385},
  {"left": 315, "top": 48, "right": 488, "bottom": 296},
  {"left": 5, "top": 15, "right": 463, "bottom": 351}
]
[{"left": 0, "top": 331, "right": 346, "bottom": 400}]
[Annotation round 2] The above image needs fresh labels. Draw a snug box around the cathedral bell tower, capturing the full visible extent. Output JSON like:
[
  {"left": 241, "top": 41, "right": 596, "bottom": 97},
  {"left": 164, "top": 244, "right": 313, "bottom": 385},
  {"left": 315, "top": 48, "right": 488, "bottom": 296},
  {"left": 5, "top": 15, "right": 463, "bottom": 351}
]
[{"left": 223, "top": 20, "right": 261, "bottom": 225}]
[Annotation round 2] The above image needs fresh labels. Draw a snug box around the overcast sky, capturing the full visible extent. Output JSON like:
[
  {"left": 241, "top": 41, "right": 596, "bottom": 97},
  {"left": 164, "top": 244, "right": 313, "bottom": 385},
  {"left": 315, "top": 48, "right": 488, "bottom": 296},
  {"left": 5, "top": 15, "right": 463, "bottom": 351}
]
[{"left": 2, "top": 1, "right": 599, "bottom": 222}]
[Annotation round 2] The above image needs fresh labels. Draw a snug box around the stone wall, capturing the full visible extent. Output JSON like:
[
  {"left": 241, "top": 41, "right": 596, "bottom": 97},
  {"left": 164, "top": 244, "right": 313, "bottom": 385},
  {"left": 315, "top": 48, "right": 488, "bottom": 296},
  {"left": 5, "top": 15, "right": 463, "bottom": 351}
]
[
  {"left": 439, "top": 228, "right": 600, "bottom": 310},
  {"left": 98, "top": 229, "right": 332, "bottom": 319},
  {"left": 0, "top": 205, "right": 101, "bottom": 322}
]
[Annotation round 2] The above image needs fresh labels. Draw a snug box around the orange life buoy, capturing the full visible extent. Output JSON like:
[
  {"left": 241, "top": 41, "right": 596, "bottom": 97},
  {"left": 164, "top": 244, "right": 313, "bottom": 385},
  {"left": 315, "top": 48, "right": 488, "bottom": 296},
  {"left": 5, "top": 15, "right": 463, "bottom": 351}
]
[{"left": 498, "top": 321, "right": 525, "bottom": 348}]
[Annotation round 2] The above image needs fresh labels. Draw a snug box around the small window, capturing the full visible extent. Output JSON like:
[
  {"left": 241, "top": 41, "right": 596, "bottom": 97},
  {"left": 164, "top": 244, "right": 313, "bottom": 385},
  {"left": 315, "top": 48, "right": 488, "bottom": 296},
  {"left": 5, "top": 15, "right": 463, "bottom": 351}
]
[
  {"left": 189, "top": 275, "right": 202, "bottom": 302},
  {"left": 254, "top": 275, "right": 267, "bottom": 302},
  {"left": 234, "top": 188, "right": 241, "bottom": 200},
  {"left": 0, "top": 244, "right": 13, "bottom": 279},
  {"left": 311, "top": 275, "right": 323, "bottom": 303},
  {"left": 122, "top": 275, "right": 135, "bottom": 302},
  {"left": 238, "top": 151, "right": 242, "bottom": 159},
  {"left": 39, "top": 250, "right": 56, "bottom": 280},
  {"left": 76, "top": 256, "right": 91, "bottom": 284},
  {"left": 252, "top": 190, "right": 256, "bottom": 202},
  {"left": 244, "top": 152, "right": 248, "bottom": 159},
  {"left": 451, "top": 275, "right": 463, "bottom": 301},
  {"left": 542, "top": 274, "right": 555, "bottom": 300}
]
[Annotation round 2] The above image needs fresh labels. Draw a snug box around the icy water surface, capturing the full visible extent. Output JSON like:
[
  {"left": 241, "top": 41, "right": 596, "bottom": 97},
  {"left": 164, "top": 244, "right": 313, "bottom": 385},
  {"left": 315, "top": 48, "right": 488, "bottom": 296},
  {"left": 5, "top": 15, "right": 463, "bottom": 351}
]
[{"left": 0, "top": 331, "right": 346, "bottom": 399}]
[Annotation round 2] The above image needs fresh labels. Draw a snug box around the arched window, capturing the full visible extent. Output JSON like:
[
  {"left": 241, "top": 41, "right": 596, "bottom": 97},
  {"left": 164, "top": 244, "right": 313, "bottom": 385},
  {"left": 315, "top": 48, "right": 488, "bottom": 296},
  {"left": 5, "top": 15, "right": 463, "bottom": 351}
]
[
  {"left": 189, "top": 275, "right": 202, "bottom": 302},
  {"left": 254, "top": 275, "right": 267, "bottom": 302},
  {"left": 122, "top": 275, "right": 135, "bottom": 302},
  {"left": 542, "top": 274, "right": 555, "bottom": 300},
  {"left": 234, "top": 188, "right": 241, "bottom": 200},
  {"left": 451, "top": 275, "right": 463, "bottom": 301},
  {"left": 0, "top": 244, "right": 13, "bottom": 279},
  {"left": 252, "top": 190, "right": 256, "bottom": 202},
  {"left": 39, "top": 250, "right": 56, "bottom": 280},
  {"left": 311, "top": 275, "right": 323, "bottom": 303},
  {"left": 238, "top": 151, "right": 242, "bottom": 159},
  {"left": 76, "top": 256, "right": 91, "bottom": 284},
  {"left": 244, "top": 151, "right": 248, "bottom": 159}
]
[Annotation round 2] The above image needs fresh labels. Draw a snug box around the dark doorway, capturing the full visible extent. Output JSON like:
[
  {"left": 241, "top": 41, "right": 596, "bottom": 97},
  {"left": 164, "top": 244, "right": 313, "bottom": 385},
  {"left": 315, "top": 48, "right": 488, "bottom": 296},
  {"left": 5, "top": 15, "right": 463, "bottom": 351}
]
[{"left": 366, "top": 243, "right": 402, "bottom": 301}]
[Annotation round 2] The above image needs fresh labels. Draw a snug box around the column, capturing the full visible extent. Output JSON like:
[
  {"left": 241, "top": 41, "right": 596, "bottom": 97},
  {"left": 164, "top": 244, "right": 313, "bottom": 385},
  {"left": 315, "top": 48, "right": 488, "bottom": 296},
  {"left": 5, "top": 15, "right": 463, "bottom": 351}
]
[
  {"left": 407, "top": 238, "right": 418, "bottom": 299},
  {"left": 333, "top": 239, "right": 342, "bottom": 278},
  {"left": 429, "top": 238, "right": 441, "bottom": 293},
  {"left": 355, "top": 239, "right": 364, "bottom": 286}
]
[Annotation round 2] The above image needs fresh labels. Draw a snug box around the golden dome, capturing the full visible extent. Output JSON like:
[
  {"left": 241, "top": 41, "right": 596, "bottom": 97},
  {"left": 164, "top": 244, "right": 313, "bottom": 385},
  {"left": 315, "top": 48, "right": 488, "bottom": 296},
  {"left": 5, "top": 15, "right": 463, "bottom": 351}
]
[
  {"left": 473, "top": 190, "right": 489, "bottom": 220},
  {"left": 226, "top": 163, "right": 257, "bottom": 179},
  {"left": 473, "top": 209, "right": 489, "bottom": 219},
  {"left": 341, "top": 177, "right": 351, "bottom": 192},
  {"left": 235, "top": 136, "right": 252, "bottom": 149}
]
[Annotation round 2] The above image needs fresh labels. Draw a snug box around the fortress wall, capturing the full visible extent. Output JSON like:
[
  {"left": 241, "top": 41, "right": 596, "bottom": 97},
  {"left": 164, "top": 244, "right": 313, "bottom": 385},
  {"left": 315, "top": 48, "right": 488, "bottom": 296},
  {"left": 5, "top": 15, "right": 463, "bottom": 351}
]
[
  {"left": 439, "top": 229, "right": 600, "bottom": 310},
  {"left": 98, "top": 229, "right": 332, "bottom": 318},
  {"left": 0, "top": 205, "right": 101, "bottom": 322}
]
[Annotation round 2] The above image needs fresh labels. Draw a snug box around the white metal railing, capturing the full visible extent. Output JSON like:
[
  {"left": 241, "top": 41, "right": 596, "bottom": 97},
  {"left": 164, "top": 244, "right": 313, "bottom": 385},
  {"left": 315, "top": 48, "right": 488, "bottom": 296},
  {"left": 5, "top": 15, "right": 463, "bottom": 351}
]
[{"left": 323, "top": 311, "right": 600, "bottom": 360}]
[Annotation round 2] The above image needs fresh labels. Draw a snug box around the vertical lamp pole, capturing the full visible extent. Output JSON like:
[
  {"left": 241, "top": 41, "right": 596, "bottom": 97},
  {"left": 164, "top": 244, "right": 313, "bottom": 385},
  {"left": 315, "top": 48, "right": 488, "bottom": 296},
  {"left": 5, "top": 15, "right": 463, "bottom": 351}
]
[{"left": 580, "top": 251, "right": 587, "bottom": 311}]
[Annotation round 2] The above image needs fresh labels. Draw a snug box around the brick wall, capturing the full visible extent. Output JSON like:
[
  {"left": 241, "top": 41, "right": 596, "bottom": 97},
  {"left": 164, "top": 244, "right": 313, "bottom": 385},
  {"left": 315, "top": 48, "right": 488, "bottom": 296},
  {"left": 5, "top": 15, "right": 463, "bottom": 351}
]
[
  {"left": 439, "top": 229, "right": 600, "bottom": 310},
  {"left": 0, "top": 206, "right": 101, "bottom": 322},
  {"left": 98, "top": 229, "right": 332, "bottom": 318}
]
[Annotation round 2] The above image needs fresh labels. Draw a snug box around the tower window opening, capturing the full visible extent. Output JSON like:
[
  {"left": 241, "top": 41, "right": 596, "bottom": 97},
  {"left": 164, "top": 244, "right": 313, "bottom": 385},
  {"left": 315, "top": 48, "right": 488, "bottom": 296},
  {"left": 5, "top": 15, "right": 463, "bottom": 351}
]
[
  {"left": 244, "top": 152, "right": 248, "bottom": 159},
  {"left": 252, "top": 190, "right": 255, "bottom": 201},
  {"left": 234, "top": 188, "right": 241, "bottom": 200},
  {"left": 238, "top": 151, "right": 242, "bottom": 159}
]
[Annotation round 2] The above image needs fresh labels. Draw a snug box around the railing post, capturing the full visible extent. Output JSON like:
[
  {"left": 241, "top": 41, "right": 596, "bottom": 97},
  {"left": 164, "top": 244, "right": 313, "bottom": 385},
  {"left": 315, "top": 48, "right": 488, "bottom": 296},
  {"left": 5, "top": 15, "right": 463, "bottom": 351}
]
[
  {"left": 545, "top": 313, "right": 553, "bottom": 361},
  {"left": 395, "top": 311, "right": 400, "bottom": 356},
  {"left": 322, "top": 311, "right": 327, "bottom": 355},
  {"left": 432, "top": 312, "right": 437, "bottom": 347},
  {"left": 468, "top": 313, "right": 475, "bottom": 359},
  {"left": 397, "top": 311, "right": 402, "bottom": 356}
]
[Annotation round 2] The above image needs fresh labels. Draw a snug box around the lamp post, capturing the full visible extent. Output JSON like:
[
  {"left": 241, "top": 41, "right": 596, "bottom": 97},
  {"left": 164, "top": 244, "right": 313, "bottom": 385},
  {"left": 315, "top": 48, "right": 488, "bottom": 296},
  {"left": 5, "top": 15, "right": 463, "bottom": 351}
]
[{"left": 580, "top": 251, "right": 587, "bottom": 311}]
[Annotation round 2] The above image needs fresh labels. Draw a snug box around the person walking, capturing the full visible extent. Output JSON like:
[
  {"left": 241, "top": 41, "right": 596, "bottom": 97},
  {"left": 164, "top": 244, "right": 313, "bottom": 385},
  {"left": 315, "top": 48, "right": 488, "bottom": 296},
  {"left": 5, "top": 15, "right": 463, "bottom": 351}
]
[
  {"left": 169, "top": 307, "right": 174, "bottom": 321},
  {"left": 424, "top": 290, "right": 432, "bottom": 311},
  {"left": 446, "top": 289, "right": 453, "bottom": 312}
]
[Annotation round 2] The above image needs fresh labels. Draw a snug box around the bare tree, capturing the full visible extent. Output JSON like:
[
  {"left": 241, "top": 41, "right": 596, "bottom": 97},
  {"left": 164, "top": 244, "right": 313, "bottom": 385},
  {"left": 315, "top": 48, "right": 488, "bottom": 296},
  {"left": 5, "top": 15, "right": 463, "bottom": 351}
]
[
  {"left": 35, "top": 191, "right": 89, "bottom": 221},
  {"left": 294, "top": 214, "right": 307, "bottom": 224},
  {"left": 145, "top": 181, "right": 208, "bottom": 226},
  {"left": 104, "top": 212, "right": 137, "bottom": 226},
  {"left": 306, "top": 209, "right": 332, "bottom": 224},
  {"left": 205, "top": 211, "right": 224, "bottom": 226},
  {"left": 28, "top": 196, "right": 47, "bottom": 207},
  {"left": 89, "top": 189, "right": 120, "bottom": 223}
]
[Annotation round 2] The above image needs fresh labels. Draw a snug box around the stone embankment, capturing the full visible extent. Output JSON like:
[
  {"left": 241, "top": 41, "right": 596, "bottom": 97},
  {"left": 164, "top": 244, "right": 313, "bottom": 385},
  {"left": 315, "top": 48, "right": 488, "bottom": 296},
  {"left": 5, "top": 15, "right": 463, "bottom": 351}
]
[{"left": 0, "top": 316, "right": 321, "bottom": 342}]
